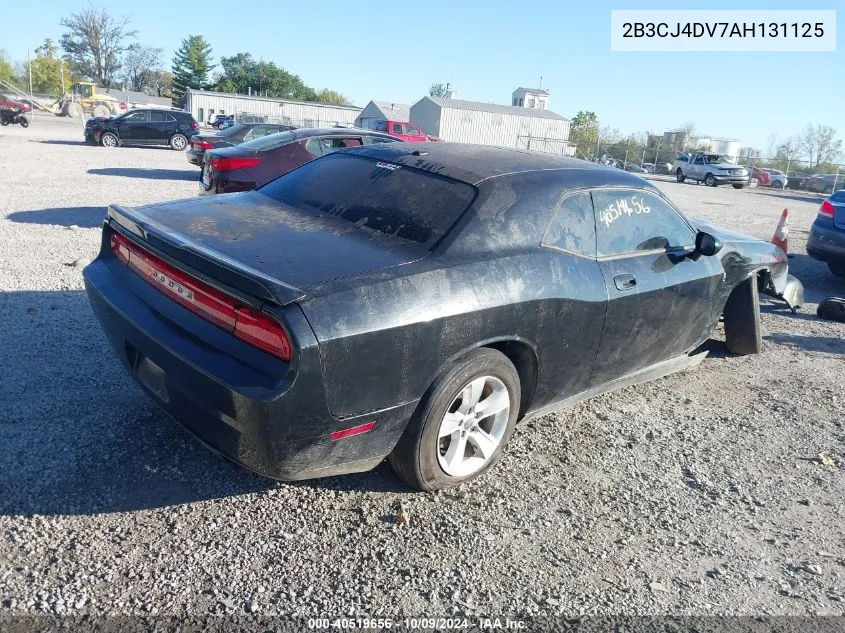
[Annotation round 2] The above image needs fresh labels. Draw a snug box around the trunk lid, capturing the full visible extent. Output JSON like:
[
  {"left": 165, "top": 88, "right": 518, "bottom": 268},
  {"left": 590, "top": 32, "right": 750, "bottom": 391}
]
[
  {"left": 109, "top": 192, "right": 427, "bottom": 305},
  {"left": 830, "top": 191, "right": 845, "bottom": 230}
]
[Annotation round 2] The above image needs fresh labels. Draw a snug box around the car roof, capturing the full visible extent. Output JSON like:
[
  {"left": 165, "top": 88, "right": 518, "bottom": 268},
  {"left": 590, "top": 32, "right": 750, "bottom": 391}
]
[
  {"left": 281, "top": 127, "right": 395, "bottom": 141},
  {"left": 341, "top": 142, "right": 642, "bottom": 186}
]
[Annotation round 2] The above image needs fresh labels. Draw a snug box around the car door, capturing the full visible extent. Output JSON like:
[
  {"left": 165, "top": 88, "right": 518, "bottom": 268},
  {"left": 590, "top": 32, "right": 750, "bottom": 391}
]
[
  {"left": 148, "top": 110, "right": 176, "bottom": 143},
  {"left": 587, "top": 187, "right": 725, "bottom": 387},
  {"left": 117, "top": 110, "right": 149, "bottom": 141},
  {"left": 687, "top": 154, "right": 704, "bottom": 179}
]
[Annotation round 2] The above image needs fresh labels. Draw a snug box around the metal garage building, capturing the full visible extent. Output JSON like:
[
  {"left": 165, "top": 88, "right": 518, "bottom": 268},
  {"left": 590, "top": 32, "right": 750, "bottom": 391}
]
[
  {"left": 409, "top": 96, "right": 573, "bottom": 154},
  {"left": 185, "top": 90, "right": 362, "bottom": 128},
  {"left": 354, "top": 100, "right": 411, "bottom": 129}
]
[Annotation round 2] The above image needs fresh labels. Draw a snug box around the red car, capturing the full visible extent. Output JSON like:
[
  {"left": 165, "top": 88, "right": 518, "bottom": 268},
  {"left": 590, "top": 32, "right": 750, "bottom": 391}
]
[
  {"left": 0, "top": 94, "right": 32, "bottom": 113},
  {"left": 750, "top": 167, "right": 771, "bottom": 186},
  {"left": 372, "top": 120, "right": 442, "bottom": 142},
  {"left": 200, "top": 127, "right": 400, "bottom": 195}
]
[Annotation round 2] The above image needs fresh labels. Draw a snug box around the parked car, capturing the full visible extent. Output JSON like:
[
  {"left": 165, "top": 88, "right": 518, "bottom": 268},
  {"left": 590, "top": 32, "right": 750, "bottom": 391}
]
[
  {"left": 187, "top": 123, "right": 297, "bottom": 166},
  {"left": 751, "top": 167, "right": 771, "bottom": 186},
  {"left": 676, "top": 152, "right": 750, "bottom": 188},
  {"left": 807, "top": 190, "right": 845, "bottom": 277},
  {"left": 210, "top": 114, "right": 234, "bottom": 129},
  {"left": 624, "top": 164, "right": 648, "bottom": 174},
  {"left": 0, "top": 94, "right": 32, "bottom": 113},
  {"left": 766, "top": 169, "right": 787, "bottom": 189},
  {"left": 371, "top": 119, "right": 442, "bottom": 142},
  {"left": 641, "top": 162, "right": 656, "bottom": 173},
  {"left": 787, "top": 174, "right": 807, "bottom": 190},
  {"left": 83, "top": 143, "right": 803, "bottom": 489},
  {"left": 806, "top": 174, "right": 844, "bottom": 195},
  {"left": 199, "top": 127, "right": 399, "bottom": 195},
  {"left": 654, "top": 161, "right": 675, "bottom": 175},
  {"left": 85, "top": 108, "right": 199, "bottom": 150}
]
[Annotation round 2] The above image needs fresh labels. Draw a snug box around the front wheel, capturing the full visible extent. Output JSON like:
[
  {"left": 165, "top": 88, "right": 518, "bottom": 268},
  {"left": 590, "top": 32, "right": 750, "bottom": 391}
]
[
  {"left": 732, "top": 184, "right": 744, "bottom": 189},
  {"left": 704, "top": 173, "right": 717, "bottom": 187},
  {"left": 170, "top": 133, "right": 188, "bottom": 151},
  {"left": 676, "top": 169, "right": 686, "bottom": 183},
  {"left": 92, "top": 105, "right": 110, "bottom": 118},
  {"left": 723, "top": 276, "right": 762, "bottom": 355},
  {"left": 18, "top": 116, "right": 29, "bottom": 128},
  {"left": 100, "top": 132, "right": 119, "bottom": 147},
  {"left": 389, "top": 348, "right": 520, "bottom": 491}
]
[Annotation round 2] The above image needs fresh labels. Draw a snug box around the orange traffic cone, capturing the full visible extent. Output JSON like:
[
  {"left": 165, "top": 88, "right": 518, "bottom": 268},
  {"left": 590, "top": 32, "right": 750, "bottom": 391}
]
[{"left": 771, "top": 208, "right": 791, "bottom": 257}]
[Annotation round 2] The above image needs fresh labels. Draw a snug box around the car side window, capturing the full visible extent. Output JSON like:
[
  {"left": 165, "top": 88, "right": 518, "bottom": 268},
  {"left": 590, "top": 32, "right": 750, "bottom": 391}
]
[
  {"left": 407, "top": 126, "right": 422, "bottom": 136},
  {"left": 124, "top": 110, "right": 147, "bottom": 122},
  {"left": 304, "top": 138, "right": 323, "bottom": 156},
  {"left": 149, "top": 111, "right": 170, "bottom": 122},
  {"left": 367, "top": 135, "right": 396, "bottom": 144},
  {"left": 242, "top": 129, "right": 255, "bottom": 141},
  {"left": 541, "top": 190, "right": 596, "bottom": 257},
  {"left": 592, "top": 189, "right": 695, "bottom": 257}
]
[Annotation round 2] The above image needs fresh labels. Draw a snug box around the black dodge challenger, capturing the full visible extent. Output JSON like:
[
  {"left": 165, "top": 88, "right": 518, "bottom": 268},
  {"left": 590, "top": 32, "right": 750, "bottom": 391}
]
[{"left": 83, "top": 144, "right": 803, "bottom": 490}]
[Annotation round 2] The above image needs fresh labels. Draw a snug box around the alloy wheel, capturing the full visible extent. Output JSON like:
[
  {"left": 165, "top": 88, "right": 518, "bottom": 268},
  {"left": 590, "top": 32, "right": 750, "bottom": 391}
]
[{"left": 437, "top": 375, "right": 511, "bottom": 477}]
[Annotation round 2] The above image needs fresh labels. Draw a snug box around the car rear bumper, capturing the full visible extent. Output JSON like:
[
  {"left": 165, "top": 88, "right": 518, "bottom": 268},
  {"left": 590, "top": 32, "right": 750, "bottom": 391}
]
[
  {"left": 82, "top": 255, "right": 415, "bottom": 481},
  {"left": 186, "top": 149, "right": 203, "bottom": 166},
  {"left": 807, "top": 218, "right": 845, "bottom": 265}
]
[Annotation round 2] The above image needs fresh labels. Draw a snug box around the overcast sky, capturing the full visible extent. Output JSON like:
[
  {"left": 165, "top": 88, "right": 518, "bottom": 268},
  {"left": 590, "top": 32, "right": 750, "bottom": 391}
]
[{"left": 2, "top": 0, "right": 841, "bottom": 152}]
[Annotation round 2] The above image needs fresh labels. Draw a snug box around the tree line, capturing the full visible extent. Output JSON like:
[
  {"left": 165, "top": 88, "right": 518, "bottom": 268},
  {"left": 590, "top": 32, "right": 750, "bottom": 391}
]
[
  {"left": 569, "top": 111, "right": 843, "bottom": 171},
  {"left": 0, "top": 6, "right": 350, "bottom": 106}
]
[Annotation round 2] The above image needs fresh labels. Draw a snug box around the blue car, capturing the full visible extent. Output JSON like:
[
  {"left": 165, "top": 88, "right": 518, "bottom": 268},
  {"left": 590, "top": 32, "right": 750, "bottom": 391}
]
[{"left": 807, "top": 190, "right": 845, "bottom": 278}]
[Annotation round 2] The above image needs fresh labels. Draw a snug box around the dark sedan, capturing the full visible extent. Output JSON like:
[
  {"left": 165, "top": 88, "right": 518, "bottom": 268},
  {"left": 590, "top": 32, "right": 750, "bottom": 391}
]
[
  {"left": 83, "top": 144, "right": 803, "bottom": 490},
  {"left": 186, "top": 123, "right": 296, "bottom": 166},
  {"left": 199, "top": 127, "right": 399, "bottom": 195},
  {"left": 807, "top": 190, "right": 845, "bottom": 277}
]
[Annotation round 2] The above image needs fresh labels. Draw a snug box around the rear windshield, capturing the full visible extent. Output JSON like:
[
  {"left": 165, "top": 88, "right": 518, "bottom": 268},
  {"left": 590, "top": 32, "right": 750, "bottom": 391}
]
[
  {"left": 218, "top": 124, "right": 249, "bottom": 137},
  {"left": 258, "top": 153, "right": 476, "bottom": 246},
  {"left": 239, "top": 130, "right": 297, "bottom": 151}
]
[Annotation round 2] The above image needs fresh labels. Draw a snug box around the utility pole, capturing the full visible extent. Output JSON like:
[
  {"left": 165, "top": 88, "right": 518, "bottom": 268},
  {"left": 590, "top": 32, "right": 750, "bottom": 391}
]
[
  {"left": 28, "top": 50, "right": 33, "bottom": 98},
  {"left": 60, "top": 62, "right": 65, "bottom": 94}
]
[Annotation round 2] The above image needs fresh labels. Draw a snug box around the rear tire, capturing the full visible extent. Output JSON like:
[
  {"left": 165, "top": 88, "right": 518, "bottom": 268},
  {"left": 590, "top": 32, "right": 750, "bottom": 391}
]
[
  {"left": 100, "top": 132, "right": 118, "bottom": 148},
  {"left": 170, "top": 133, "right": 188, "bottom": 151},
  {"left": 723, "top": 276, "right": 762, "bottom": 355},
  {"left": 705, "top": 173, "right": 717, "bottom": 187},
  {"left": 732, "top": 184, "right": 744, "bottom": 189},
  {"left": 388, "top": 348, "right": 520, "bottom": 491},
  {"left": 828, "top": 262, "right": 845, "bottom": 278},
  {"left": 676, "top": 169, "right": 685, "bottom": 183},
  {"left": 92, "top": 105, "right": 109, "bottom": 118}
]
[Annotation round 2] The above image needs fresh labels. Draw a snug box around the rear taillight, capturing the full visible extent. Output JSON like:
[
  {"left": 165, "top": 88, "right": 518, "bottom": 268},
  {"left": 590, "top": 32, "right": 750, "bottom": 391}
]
[
  {"left": 191, "top": 121, "right": 199, "bottom": 130},
  {"left": 109, "top": 230, "right": 291, "bottom": 361},
  {"left": 193, "top": 140, "right": 213, "bottom": 150},
  {"left": 210, "top": 157, "right": 262, "bottom": 172},
  {"left": 233, "top": 306, "right": 292, "bottom": 361},
  {"left": 819, "top": 199, "right": 835, "bottom": 219}
]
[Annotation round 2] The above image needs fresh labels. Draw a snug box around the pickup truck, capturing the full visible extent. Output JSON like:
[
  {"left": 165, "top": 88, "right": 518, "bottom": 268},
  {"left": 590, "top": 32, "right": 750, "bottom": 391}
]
[
  {"left": 675, "top": 152, "right": 750, "bottom": 189},
  {"left": 371, "top": 120, "right": 442, "bottom": 142}
]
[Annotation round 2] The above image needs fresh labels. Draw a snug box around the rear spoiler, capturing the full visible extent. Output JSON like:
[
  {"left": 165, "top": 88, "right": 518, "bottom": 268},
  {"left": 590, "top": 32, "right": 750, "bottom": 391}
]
[{"left": 107, "top": 204, "right": 306, "bottom": 307}]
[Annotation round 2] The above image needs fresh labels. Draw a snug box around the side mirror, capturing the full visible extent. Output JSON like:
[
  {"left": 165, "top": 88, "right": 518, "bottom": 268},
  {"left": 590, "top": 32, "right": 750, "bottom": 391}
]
[{"left": 695, "top": 231, "right": 723, "bottom": 257}]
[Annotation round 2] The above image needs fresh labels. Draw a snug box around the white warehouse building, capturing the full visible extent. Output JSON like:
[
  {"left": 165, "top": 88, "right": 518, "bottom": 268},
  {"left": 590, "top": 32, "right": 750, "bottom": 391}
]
[
  {"left": 409, "top": 96, "right": 573, "bottom": 154},
  {"left": 355, "top": 100, "right": 411, "bottom": 129},
  {"left": 185, "top": 90, "right": 362, "bottom": 128}
]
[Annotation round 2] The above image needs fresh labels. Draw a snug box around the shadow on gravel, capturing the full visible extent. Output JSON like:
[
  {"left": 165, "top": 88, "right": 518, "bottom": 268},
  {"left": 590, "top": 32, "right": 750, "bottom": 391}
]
[
  {"left": 781, "top": 254, "right": 844, "bottom": 305},
  {"left": 37, "top": 139, "right": 89, "bottom": 146},
  {"left": 88, "top": 167, "right": 196, "bottom": 181},
  {"left": 765, "top": 333, "right": 845, "bottom": 355},
  {"left": 752, "top": 190, "right": 825, "bottom": 205},
  {"left": 7, "top": 206, "right": 106, "bottom": 229},
  {"left": 0, "top": 290, "right": 402, "bottom": 517}
]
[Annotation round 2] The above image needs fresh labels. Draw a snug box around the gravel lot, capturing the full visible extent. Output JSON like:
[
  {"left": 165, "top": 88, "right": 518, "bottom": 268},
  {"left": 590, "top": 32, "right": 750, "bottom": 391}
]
[{"left": 1, "top": 115, "right": 843, "bottom": 621}]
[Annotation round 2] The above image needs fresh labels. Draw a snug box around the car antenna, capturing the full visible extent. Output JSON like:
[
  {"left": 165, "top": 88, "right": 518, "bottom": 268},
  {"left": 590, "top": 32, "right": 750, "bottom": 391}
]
[{"left": 411, "top": 149, "right": 429, "bottom": 156}]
